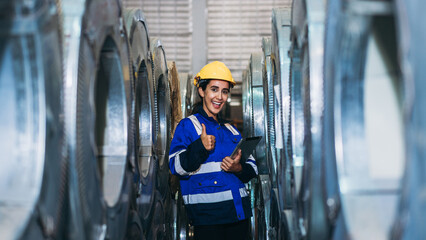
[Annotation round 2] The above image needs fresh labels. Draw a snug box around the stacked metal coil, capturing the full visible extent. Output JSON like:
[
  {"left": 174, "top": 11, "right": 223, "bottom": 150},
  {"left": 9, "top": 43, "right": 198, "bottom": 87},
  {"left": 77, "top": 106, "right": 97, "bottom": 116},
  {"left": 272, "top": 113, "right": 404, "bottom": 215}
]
[
  {"left": 0, "top": 1, "right": 183, "bottom": 238},
  {"left": 242, "top": 52, "right": 268, "bottom": 240},
  {"left": 175, "top": 71, "right": 195, "bottom": 239},
  {"left": 271, "top": 8, "right": 299, "bottom": 240},
  {"left": 150, "top": 37, "right": 171, "bottom": 205},
  {"left": 290, "top": 1, "right": 331, "bottom": 239},
  {"left": 243, "top": 0, "right": 426, "bottom": 239},
  {"left": 179, "top": 73, "right": 194, "bottom": 118},
  {"left": 322, "top": 0, "right": 403, "bottom": 238},
  {"left": 392, "top": 0, "right": 426, "bottom": 239},
  {"left": 62, "top": 0, "right": 134, "bottom": 238},
  {"left": 168, "top": 61, "right": 183, "bottom": 136},
  {"left": 124, "top": 8, "right": 156, "bottom": 238},
  {"left": 0, "top": 0, "right": 67, "bottom": 239}
]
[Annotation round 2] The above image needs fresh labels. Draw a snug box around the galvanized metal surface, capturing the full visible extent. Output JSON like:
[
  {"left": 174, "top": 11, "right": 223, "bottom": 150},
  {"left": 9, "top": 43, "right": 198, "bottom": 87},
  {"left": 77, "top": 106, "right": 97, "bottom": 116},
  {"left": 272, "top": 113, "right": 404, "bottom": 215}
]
[
  {"left": 392, "top": 0, "right": 426, "bottom": 239},
  {"left": 272, "top": 8, "right": 295, "bottom": 217},
  {"left": 124, "top": 8, "right": 157, "bottom": 233},
  {"left": 0, "top": 2, "right": 178, "bottom": 239},
  {"left": 178, "top": 73, "right": 190, "bottom": 118},
  {"left": 262, "top": 37, "right": 279, "bottom": 189},
  {"left": 324, "top": 0, "right": 403, "bottom": 239},
  {"left": 290, "top": 0, "right": 331, "bottom": 239},
  {"left": 3, "top": 1, "right": 426, "bottom": 239},
  {"left": 250, "top": 52, "right": 268, "bottom": 174},
  {"left": 0, "top": 0, "right": 66, "bottom": 239},
  {"left": 150, "top": 37, "right": 171, "bottom": 205},
  {"left": 62, "top": 0, "right": 133, "bottom": 238},
  {"left": 289, "top": 41, "right": 304, "bottom": 203}
]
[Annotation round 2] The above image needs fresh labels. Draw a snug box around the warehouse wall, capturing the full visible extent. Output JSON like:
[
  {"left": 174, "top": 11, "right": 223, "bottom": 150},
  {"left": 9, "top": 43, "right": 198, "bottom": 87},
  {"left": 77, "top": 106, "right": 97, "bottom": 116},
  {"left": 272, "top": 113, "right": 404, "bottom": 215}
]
[
  {"left": 122, "top": 0, "right": 290, "bottom": 128},
  {"left": 123, "top": 0, "right": 290, "bottom": 84}
]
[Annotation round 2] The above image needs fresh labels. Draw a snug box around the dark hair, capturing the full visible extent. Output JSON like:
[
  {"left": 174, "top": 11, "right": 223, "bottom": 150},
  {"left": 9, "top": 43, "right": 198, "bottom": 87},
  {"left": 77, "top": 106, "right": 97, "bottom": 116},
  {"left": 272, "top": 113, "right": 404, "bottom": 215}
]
[{"left": 190, "top": 80, "right": 209, "bottom": 115}]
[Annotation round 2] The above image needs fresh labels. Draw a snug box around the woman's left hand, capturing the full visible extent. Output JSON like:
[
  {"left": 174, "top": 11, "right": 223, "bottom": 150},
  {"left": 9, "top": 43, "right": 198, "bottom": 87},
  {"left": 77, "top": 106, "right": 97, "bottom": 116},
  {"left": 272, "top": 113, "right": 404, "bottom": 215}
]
[{"left": 221, "top": 149, "right": 242, "bottom": 172}]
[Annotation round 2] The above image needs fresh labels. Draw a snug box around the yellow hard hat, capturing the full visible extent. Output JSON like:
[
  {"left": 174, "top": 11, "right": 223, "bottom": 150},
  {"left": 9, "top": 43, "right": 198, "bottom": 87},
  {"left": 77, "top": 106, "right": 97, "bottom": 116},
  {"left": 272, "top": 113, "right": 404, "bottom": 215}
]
[{"left": 194, "top": 61, "right": 236, "bottom": 87}]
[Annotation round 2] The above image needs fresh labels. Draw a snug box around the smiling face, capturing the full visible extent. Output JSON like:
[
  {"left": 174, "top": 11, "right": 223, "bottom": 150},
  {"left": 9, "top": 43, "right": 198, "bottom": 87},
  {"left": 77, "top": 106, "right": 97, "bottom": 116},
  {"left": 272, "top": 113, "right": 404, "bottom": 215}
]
[{"left": 198, "top": 79, "right": 230, "bottom": 121}]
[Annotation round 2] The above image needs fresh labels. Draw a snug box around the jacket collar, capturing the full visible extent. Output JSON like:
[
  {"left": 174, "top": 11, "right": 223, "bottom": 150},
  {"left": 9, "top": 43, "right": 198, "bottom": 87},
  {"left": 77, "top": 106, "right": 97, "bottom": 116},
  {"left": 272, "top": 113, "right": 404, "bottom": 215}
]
[{"left": 197, "top": 107, "right": 229, "bottom": 125}]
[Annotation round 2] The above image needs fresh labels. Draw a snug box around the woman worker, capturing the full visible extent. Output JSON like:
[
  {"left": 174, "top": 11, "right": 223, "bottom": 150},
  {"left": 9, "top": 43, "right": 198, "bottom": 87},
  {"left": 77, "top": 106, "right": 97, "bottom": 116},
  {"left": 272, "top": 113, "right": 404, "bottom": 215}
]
[{"left": 168, "top": 61, "right": 258, "bottom": 240}]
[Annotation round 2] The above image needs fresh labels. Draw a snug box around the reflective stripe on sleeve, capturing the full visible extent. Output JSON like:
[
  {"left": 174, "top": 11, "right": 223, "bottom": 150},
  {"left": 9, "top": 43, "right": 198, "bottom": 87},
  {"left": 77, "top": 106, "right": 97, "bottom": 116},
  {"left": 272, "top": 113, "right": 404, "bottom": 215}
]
[
  {"left": 246, "top": 154, "right": 258, "bottom": 175},
  {"left": 188, "top": 115, "right": 202, "bottom": 135},
  {"left": 191, "top": 162, "right": 222, "bottom": 175},
  {"left": 225, "top": 123, "right": 239, "bottom": 135},
  {"left": 173, "top": 149, "right": 190, "bottom": 176},
  {"left": 183, "top": 187, "right": 249, "bottom": 205}
]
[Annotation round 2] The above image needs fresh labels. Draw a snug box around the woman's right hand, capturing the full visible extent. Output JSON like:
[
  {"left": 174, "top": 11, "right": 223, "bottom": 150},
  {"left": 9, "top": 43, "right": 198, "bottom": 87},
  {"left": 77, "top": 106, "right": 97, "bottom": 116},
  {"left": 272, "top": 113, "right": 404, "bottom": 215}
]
[{"left": 201, "top": 123, "right": 215, "bottom": 151}]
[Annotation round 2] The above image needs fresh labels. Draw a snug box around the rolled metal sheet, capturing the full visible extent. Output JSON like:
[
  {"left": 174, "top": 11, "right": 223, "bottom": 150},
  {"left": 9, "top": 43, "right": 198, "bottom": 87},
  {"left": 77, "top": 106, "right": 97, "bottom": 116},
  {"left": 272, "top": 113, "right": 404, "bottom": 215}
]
[
  {"left": 247, "top": 179, "right": 257, "bottom": 240},
  {"left": 162, "top": 184, "right": 173, "bottom": 240},
  {"left": 188, "top": 74, "right": 200, "bottom": 116},
  {"left": 170, "top": 191, "right": 190, "bottom": 240},
  {"left": 289, "top": 40, "right": 304, "bottom": 200},
  {"left": 147, "top": 191, "right": 166, "bottom": 240},
  {"left": 392, "top": 0, "right": 426, "bottom": 239},
  {"left": 287, "top": 33, "right": 306, "bottom": 240},
  {"left": 257, "top": 174, "right": 272, "bottom": 240},
  {"left": 150, "top": 37, "right": 171, "bottom": 201},
  {"left": 0, "top": 0, "right": 67, "bottom": 238},
  {"left": 167, "top": 61, "right": 182, "bottom": 233},
  {"left": 183, "top": 73, "right": 194, "bottom": 118},
  {"left": 123, "top": 8, "right": 157, "bottom": 230},
  {"left": 241, "top": 68, "right": 249, "bottom": 133},
  {"left": 62, "top": 0, "right": 133, "bottom": 238},
  {"left": 126, "top": 210, "right": 146, "bottom": 240},
  {"left": 178, "top": 73, "right": 190, "bottom": 118},
  {"left": 323, "top": 0, "right": 403, "bottom": 239},
  {"left": 168, "top": 61, "right": 183, "bottom": 137},
  {"left": 242, "top": 64, "right": 253, "bottom": 138},
  {"left": 261, "top": 38, "right": 279, "bottom": 189},
  {"left": 268, "top": 188, "right": 290, "bottom": 240},
  {"left": 272, "top": 7, "right": 295, "bottom": 212},
  {"left": 249, "top": 53, "right": 268, "bottom": 175},
  {"left": 291, "top": 0, "right": 330, "bottom": 239}
]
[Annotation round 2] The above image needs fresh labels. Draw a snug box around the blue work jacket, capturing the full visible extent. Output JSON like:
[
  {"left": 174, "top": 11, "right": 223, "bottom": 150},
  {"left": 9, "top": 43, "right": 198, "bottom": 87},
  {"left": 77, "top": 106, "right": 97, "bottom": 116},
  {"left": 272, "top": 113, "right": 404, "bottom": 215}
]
[{"left": 169, "top": 108, "right": 258, "bottom": 225}]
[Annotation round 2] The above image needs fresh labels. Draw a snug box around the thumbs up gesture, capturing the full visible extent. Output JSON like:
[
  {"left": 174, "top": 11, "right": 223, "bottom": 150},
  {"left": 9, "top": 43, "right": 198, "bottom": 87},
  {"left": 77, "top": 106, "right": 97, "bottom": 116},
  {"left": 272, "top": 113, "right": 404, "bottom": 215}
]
[{"left": 201, "top": 123, "right": 215, "bottom": 151}]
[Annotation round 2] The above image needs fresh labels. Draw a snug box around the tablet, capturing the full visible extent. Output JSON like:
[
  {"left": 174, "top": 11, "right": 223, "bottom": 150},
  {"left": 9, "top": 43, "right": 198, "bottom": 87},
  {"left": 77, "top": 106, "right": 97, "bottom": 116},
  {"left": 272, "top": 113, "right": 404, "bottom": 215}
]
[{"left": 230, "top": 136, "right": 262, "bottom": 162}]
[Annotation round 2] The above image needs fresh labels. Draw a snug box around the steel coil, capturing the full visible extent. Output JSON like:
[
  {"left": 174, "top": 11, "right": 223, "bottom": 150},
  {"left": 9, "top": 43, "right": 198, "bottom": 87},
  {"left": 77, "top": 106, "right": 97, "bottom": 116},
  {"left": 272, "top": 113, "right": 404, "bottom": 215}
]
[
  {"left": 188, "top": 74, "right": 200, "bottom": 115},
  {"left": 126, "top": 210, "right": 146, "bottom": 240},
  {"left": 62, "top": 0, "right": 133, "bottom": 238},
  {"left": 262, "top": 34, "right": 285, "bottom": 215},
  {"left": 271, "top": 8, "right": 295, "bottom": 213},
  {"left": 178, "top": 73, "right": 190, "bottom": 118},
  {"left": 249, "top": 52, "right": 268, "bottom": 174},
  {"left": 392, "top": 0, "right": 426, "bottom": 239},
  {"left": 147, "top": 191, "right": 166, "bottom": 240},
  {"left": 169, "top": 190, "right": 190, "bottom": 240},
  {"left": 257, "top": 175, "right": 272, "bottom": 240},
  {"left": 123, "top": 8, "right": 157, "bottom": 230},
  {"left": 242, "top": 65, "right": 252, "bottom": 138},
  {"left": 323, "top": 0, "right": 404, "bottom": 239},
  {"left": 168, "top": 61, "right": 183, "bottom": 137},
  {"left": 179, "top": 73, "right": 194, "bottom": 118},
  {"left": 0, "top": 0, "right": 67, "bottom": 238},
  {"left": 166, "top": 61, "right": 183, "bottom": 240},
  {"left": 261, "top": 38, "right": 279, "bottom": 188},
  {"left": 289, "top": 37, "right": 304, "bottom": 201},
  {"left": 268, "top": 188, "right": 290, "bottom": 240},
  {"left": 248, "top": 52, "right": 270, "bottom": 240},
  {"left": 242, "top": 63, "right": 253, "bottom": 238},
  {"left": 291, "top": 0, "right": 330, "bottom": 239},
  {"left": 150, "top": 37, "right": 171, "bottom": 201}
]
